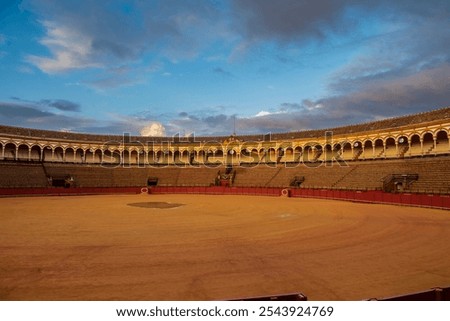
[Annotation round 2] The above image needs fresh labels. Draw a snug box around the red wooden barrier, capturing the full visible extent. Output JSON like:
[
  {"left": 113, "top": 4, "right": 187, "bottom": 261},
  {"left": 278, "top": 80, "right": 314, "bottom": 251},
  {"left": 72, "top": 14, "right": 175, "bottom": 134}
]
[
  {"left": 0, "top": 187, "right": 142, "bottom": 196},
  {"left": 2, "top": 186, "right": 449, "bottom": 209}
]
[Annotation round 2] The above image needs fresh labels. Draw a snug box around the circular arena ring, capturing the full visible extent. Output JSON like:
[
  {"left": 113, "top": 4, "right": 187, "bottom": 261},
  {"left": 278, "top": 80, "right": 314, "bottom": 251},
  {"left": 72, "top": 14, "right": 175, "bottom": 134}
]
[{"left": 1, "top": 193, "right": 449, "bottom": 301}]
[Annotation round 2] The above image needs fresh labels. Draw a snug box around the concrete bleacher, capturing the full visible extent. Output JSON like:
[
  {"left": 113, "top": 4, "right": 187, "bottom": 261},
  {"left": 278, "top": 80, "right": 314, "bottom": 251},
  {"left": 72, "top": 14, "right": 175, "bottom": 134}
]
[
  {"left": 0, "top": 161, "right": 48, "bottom": 188},
  {"left": 1, "top": 156, "right": 450, "bottom": 194},
  {"left": 147, "top": 166, "right": 221, "bottom": 186},
  {"left": 44, "top": 163, "right": 148, "bottom": 187},
  {"left": 234, "top": 156, "right": 450, "bottom": 193}
]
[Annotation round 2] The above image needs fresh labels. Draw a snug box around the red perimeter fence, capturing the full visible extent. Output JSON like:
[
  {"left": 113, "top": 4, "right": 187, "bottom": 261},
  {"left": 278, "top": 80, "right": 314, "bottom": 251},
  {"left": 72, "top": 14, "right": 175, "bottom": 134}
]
[
  {"left": 149, "top": 186, "right": 450, "bottom": 210},
  {"left": 0, "top": 186, "right": 449, "bottom": 210},
  {"left": 0, "top": 187, "right": 142, "bottom": 196}
]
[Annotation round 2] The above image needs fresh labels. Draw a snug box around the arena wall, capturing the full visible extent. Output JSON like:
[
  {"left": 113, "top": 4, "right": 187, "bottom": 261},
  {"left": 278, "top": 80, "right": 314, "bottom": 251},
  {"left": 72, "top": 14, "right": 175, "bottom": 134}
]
[{"left": 1, "top": 107, "right": 450, "bottom": 203}]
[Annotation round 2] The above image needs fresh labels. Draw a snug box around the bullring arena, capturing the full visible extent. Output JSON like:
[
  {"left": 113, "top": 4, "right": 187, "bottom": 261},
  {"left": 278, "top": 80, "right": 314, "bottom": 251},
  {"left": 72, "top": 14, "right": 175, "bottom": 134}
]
[{"left": 1, "top": 107, "right": 450, "bottom": 301}]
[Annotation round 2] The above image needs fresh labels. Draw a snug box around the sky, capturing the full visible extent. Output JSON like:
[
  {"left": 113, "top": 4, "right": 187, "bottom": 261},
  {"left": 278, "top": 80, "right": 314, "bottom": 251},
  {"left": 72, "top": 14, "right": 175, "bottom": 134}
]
[{"left": 0, "top": 0, "right": 449, "bottom": 137}]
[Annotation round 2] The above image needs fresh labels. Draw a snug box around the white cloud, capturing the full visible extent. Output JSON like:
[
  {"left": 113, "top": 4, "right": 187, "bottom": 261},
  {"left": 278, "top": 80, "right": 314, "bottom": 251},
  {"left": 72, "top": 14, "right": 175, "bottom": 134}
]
[
  {"left": 254, "top": 109, "right": 286, "bottom": 117},
  {"left": 26, "top": 21, "right": 101, "bottom": 73},
  {"left": 255, "top": 110, "right": 271, "bottom": 117},
  {"left": 140, "top": 122, "right": 166, "bottom": 136}
]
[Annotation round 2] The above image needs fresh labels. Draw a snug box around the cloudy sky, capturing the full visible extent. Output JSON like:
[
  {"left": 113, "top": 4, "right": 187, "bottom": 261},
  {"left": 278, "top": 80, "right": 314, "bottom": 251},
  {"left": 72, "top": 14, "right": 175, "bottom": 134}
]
[{"left": 0, "top": 0, "right": 449, "bottom": 136}]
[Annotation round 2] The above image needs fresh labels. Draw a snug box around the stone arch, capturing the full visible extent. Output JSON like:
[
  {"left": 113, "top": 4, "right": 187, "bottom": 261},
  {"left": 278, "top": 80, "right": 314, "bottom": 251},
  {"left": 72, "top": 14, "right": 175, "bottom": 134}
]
[
  {"left": 267, "top": 147, "right": 276, "bottom": 163},
  {"left": 74, "top": 148, "right": 84, "bottom": 163},
  {"left": 129, "top": 149, "right": 139, "bottom": 165},
  {"left": 65, "top": 147, "right": 75, "bottom": 162},
  {"left": 30, "top": 145, "right": 42, "bottom": 161},
  {"left": 435, "top": 130, "right": 449, "bottom": 153},
  {"left": 173, "top": 150, "right": 183, "bottom": 164},
  {"left": 333, "top": 143, "right": 342, "bottom": 153},
  {"left": 181, "top": 150, "right": 190, "bottom": 163},
  {"left": 103, "top": 149, "right": 121, "bottom": 164},
  {"left": 148, "top": 150, "right": 156, "bottom": 164},
  {"left": 42, "top": 146, "right": 53, "bottom": 162},
  {"left": 226, "top": 148, "right": 238, "bottom": 164},
  {"left": 397, "top": 135, "right": 408, "bottom": 144},
  {"left": 323, "top": 144, "right": 333, "bottom": 162},
  {"left": 155, "top": 150, "right": 165, "bottom": 164},
  {"left": 410, "top": 134, "right": 421, "bottom": 155},
  {"left": 397, "top": 136, "right": 409, "bottom": 158},
  {"left": 374, "top": 138, "right": 384, "bottom": 158},
  {"left": 84, "top": 148, "right": 94, "bottom": 163},
  {"left": 122, "top": 149, "right": 131, "bottom": 165},
  {"left": 363, "top": 140, "right": 374, "bottom": 159},
  {"left": 302, "top": 144, "right": 314, "bottom": 162},
  {"left": 3, "top": 143, "right": 17, "bottom": 160},
  {"left": 54, "top": 146, "right": 64, "bottom": 162},
  {"left": 276, "top": 146, "right": 284, "bottom": 156},
  {"left": 93, "top": 149, "right": 102, "bottom": 163},
  {"left": 138, "top": 149, "right": 146, "bottom": 164},
  {"left": 17, "top": 144, "right": 29, "bottom": 161},
  {"left": 385, "top": 137, "right": 397, "bottom": 158},
  {"left": 422, "top": 132, "right": 435, "bottom": 155},
  {"left": 341, "top": 142, "right": 352, "bottom": 160},
  {"left": 197, "top": 150, "right": 207, "bottom": 164},
  {"left": 212, "top": 149, "right": 224, "bottom": 164},
  {"left": 240, "top": 148, "right": 258, "bottom": 163},
  {"left": 292, "top": 146, "right": 303, "bottom": 162},
  {"left": 284, "top": 147, "right": 294, "bottom": 162},
  {"left": 352, "top": 141, "right": 363, "bottom": 160},
  {"left": 312, "top": 144, "right": 323, "bottom": 161}
]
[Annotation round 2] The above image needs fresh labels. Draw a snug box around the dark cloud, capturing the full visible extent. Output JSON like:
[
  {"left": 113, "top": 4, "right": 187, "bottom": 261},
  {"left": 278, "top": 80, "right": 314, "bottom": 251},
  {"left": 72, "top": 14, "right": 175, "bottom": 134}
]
[
  {"left": 0, "top": 99, "right": 159, "bottom": 135},
  {"left": 0, "top": 98, "right": 95, "bottom": 132},
  {"left": 40, "top": 99, "right": 80, "bottom": 112},
  {"left": 0, "top": 102, "right": 97, "bottom": 133},
  {"left": 0, "top": 102, "right": 54, "bottom": 118},
  {"left": 231, "top": 0, "right": 450, "bottom": 44},
  {"left": 231, "top": 0, "right": 360, "bottom": 43},
  {"left": 213, "top": 67, "right": 232, "bottom": 77},
  {"left": 317, "top": 63, "right": 450, "bottom": 119},
  {"left": 8, "top": 97, "right": 81, "bottom": 112}
]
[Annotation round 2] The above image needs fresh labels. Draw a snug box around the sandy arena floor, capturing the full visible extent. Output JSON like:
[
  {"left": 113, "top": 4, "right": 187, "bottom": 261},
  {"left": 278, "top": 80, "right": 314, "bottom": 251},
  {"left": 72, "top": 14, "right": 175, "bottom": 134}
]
[{"left": 1, "top": 193, "right": 449, "bottom": 301}]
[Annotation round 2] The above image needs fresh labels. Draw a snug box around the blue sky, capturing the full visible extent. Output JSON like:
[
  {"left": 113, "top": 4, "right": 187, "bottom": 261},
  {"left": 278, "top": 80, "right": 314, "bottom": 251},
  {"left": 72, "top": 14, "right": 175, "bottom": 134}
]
[{"left": 0, "top": 0, "right": 449, "bottom": 136}]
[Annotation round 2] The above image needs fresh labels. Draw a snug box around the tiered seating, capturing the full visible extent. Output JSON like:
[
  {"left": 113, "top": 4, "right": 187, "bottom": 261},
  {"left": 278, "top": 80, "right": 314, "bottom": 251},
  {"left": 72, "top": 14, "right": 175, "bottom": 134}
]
[
  {"left": 146, "top": 167, "right": 180, "bottom": 186},
  {"left": 298, "top": 165, "right": 355, "bottom": 189},
  {"left": 0, "top": 162, "right": 48, "bottom": 187},
  {"left": 174, "top": 167, "right": 222, "bottom": 186},
  {"left": 232, "top": 166, "right": 279, "bottom": 186},
  {"left": 1, "top": 156, "right": 450, "bottom": 194},
  {"left": 44, "top": 164, "right": 148, "bottom": 187},
  {"left": 332, "top": 162, "right": 403, "bottom": 190},
  {"left": 45, "top": 164, "right": 113, "bottom": 187},
  {"left": 228, "top": 157, "right": 450, "bottom": 193},
  {"left": 112, "top": 167, "right": 148, "bottom": 187},
  {"left": 408, "top": 159, "right": 450, "bottom": 193}
]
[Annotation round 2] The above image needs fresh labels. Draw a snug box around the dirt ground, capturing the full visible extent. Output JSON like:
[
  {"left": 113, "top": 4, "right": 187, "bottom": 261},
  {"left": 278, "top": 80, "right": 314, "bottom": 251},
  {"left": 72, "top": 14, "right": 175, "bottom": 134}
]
[{"left": 1, "top": 193, "right": 449, "bottom": 301}]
